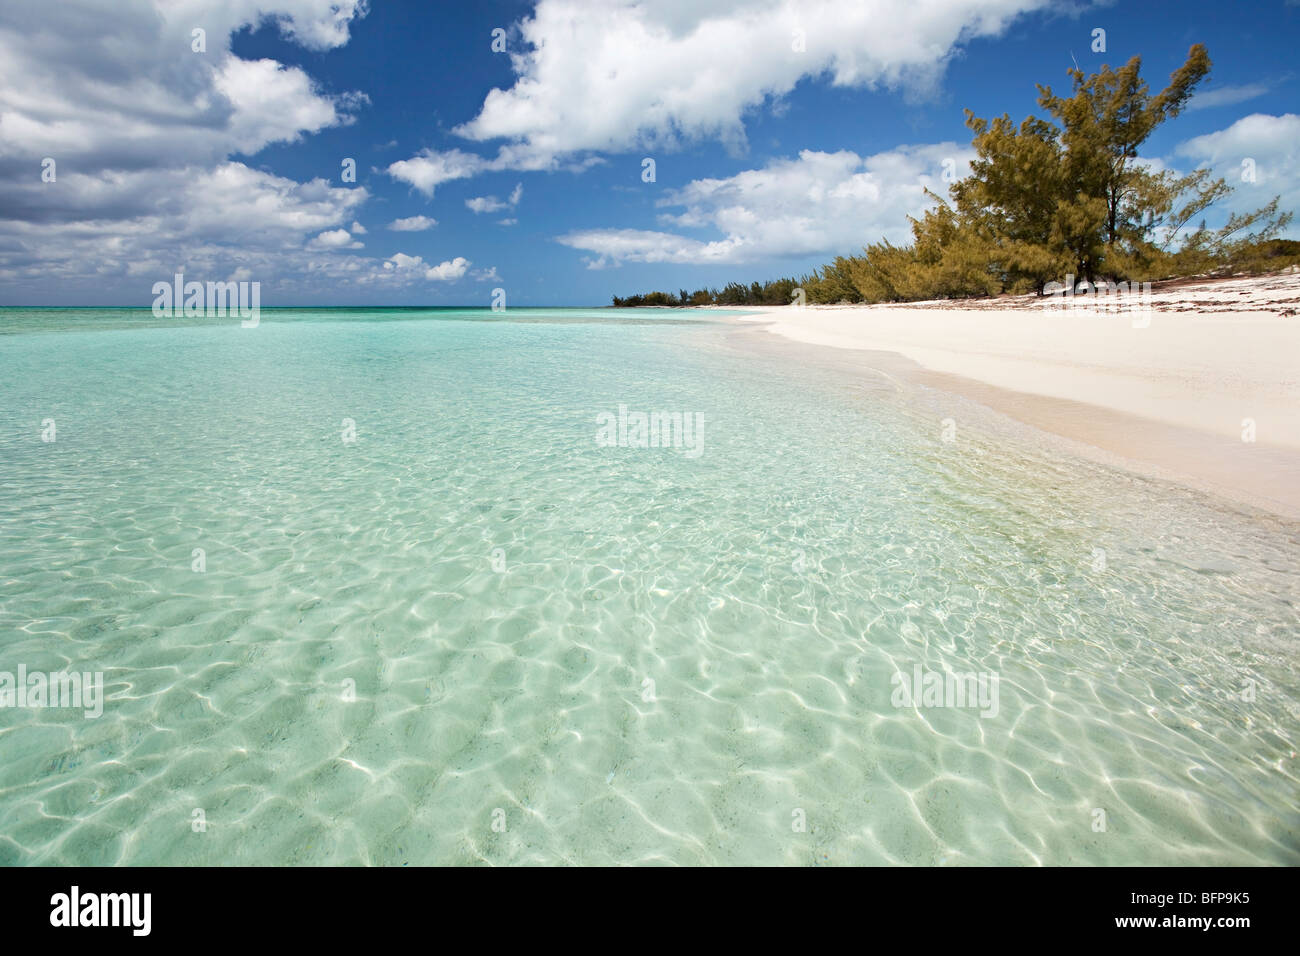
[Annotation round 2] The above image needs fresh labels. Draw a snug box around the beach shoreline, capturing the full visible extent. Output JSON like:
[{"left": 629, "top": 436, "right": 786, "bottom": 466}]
[{"left": 713, "top": 271, "right": 1300, "bottom": 520}]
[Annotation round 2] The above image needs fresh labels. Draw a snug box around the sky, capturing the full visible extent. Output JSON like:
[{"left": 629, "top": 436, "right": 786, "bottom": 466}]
[{"left": 0, "top": 0, "right": 1297, "bottom": 306}]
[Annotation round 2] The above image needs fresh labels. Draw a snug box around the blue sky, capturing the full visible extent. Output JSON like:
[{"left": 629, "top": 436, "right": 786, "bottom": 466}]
[{"left": 1, "top": 0, "right": 1297, "bottom": 306}]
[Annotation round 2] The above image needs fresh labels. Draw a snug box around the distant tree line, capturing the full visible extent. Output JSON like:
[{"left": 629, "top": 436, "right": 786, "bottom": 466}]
[
  {"left": 613, "top": 45, "right": 1296, "bottom": 308},
  {"left": 611, "top": 279, "right": 799, "bottom": 307}
]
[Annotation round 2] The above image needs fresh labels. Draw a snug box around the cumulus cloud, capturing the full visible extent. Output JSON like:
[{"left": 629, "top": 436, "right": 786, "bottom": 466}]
[
  {"left": 0, "top": 1, "right": 368, "bottom": 171},
  {"left": 386, "top": 149, "right": 488, "bottom": 197},
  {"left": 449, "top": 0, "right": 1046, "bottom": 168},
  {"left": 558, "top": 143, "right": 971, "bottom": 266},
  {"left": 372, "top": 253, "right": 471, "bottom": 284},
  {"left": 388, "top": 215, "right": 438, "bottom": 231},
  {"left": 466, "top": 183, "right": 524, "bottom": 214},
  {"left": 558, "top": 229, "right": 743, "bottom": 268},
  {"left": 1176, "top": 113, "right": 1300, "bottom": 169},
  {"left": 0, "top": 162, "right": 370, "bottom": 296},
  {"left": 272, "top": 0, "right": 371, "bottom": 50},
  {"left": 308, "top": 228, "right": 363, "bottom": 250},
  {"left": 0, "top": 0, "right": 373, "bottom": 298},
  {"left": 1174, "top": 113, "right": 1300, "bottom": 234},
  {"left": 215, "top": 57, "right": 362, "bottom": 155},
  {"left": 426, "top": 257, "right": 471, "bottom": 281},
  {"left": 382, "top": 253, "right": 427, "bottom": 273},
  {"left": 383, "top": 0, "right": 1043, "bottom": 188}
]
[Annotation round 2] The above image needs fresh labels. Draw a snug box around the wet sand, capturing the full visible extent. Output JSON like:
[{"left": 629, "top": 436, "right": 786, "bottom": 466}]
[{"left": 721, "top": 272, "right": 1300, "bottom": 519}]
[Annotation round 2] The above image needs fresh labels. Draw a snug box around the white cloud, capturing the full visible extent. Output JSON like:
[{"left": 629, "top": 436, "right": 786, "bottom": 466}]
[
  {"left": 472, "top": 266, "right": 501, "bottom": 282},
  {"left": 451, "top": 0, "right": 1046, "bottom": 167},
  {"left": 215, "top": 57, "right": 361, "bottom": 155},
  {"left": 388, "top": 215, "right": 438, "bottom": 231},
  {"left": 425, "top": 257, "right": 471, "bottom": 281},
  {"left": 351, "top": 221, "right": 367, "bottom": 234},
  {"left": 0, "top": 162, "right": 370, "bottom": 294},
  {"left": 1176, "top": 113, "right": 1300, "bottom": 168},
  {"left": 1187, "top": 83, "right": 1271, "bottom": 112},
  {"left": 498, "top": 218, "right": 518, "bottom": 226},
  {"left": 371, "top": 253, "right": 470, "bottom": 284},
  {"left": 272, "top": 0, "right": 371, "bottom": 51},
  {"left": 0, "top": 1, "right": 368, "bottom": 171},
  {"left": 466, "top": 182, "right": 524, "bottom": 214},
  {"left": 0, "top": 0, "right": 373, "bottom": 297},
  {"left": 386, "top": 148, "right": 487, "bottom": 197},
  {"left": 1174, "top": 113, "right": 1300, "bottom": 235},
  {"left": 382, "top": 252, "right": 426, "bottom": 273},
  {"left": 559, "top": 229, "right": 744, "bottom": 268},
  {"left": 558, "top": 143, "right": 971, "bottom": 266},
  {"left": 308, "top": 228, "right": 363, "bottom": 249}
]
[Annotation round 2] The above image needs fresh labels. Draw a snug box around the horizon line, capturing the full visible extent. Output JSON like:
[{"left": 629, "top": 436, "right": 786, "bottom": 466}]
[{"left": 0, "top": 303, "right": 624, "bottom": 310}]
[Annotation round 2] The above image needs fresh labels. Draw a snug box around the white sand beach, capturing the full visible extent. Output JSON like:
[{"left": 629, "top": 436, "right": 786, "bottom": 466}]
[{"left": 735, "top": 271, "right": 1300, "bottom": 518}]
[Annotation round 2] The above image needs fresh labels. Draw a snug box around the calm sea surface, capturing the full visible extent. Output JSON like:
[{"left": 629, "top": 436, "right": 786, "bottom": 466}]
[{"left": 0, "top": 307, "right": 1296, "bottom": 865}]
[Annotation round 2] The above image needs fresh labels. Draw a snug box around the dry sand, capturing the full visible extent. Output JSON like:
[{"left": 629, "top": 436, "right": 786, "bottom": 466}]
[{"left": 730, "top": 271, "right": 1300, "bottom": 519}]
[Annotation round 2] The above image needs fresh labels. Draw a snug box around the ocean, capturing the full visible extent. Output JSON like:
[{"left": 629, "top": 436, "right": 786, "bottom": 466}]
[{"left": 0, "top": 307, "right": 1296, "bottom": 864}]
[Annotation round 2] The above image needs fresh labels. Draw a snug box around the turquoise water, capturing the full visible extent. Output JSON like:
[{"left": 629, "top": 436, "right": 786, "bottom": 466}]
[{"left": 0, "top": 306, "right": 1296, "bottom": 866}]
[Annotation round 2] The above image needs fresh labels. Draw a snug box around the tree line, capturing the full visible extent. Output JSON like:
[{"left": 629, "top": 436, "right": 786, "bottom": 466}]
[
  {"left": 613, "top": 45, "right": 1295, "bottom": 308},
  {"left": 611, "top": 279, "right": 800, "bottom": 307}
]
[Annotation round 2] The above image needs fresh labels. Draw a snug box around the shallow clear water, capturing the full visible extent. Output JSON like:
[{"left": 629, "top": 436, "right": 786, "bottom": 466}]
[{"left": 0, "top": 307, "right": 1296, "bottom": 865}]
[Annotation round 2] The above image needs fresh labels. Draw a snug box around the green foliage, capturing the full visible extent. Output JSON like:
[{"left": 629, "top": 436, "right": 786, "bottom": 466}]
[
  {"left": 1033, "top": 45, "right": 1209, "bottom": 279},
  {"left": 612, "top": 44, "right": 1295, "bottom": 308},
  {"left": 609, "top": 290, "right": 681, "bottom": 307},
  {"left": 801, "top": 257, "right": 862, "bottom": 303},
  {"left": 611, "top": 278, "right": 800, "bottom": 307},
  {"left": 1161, "top": 199, "right": 1297, "bottom": 277}
]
